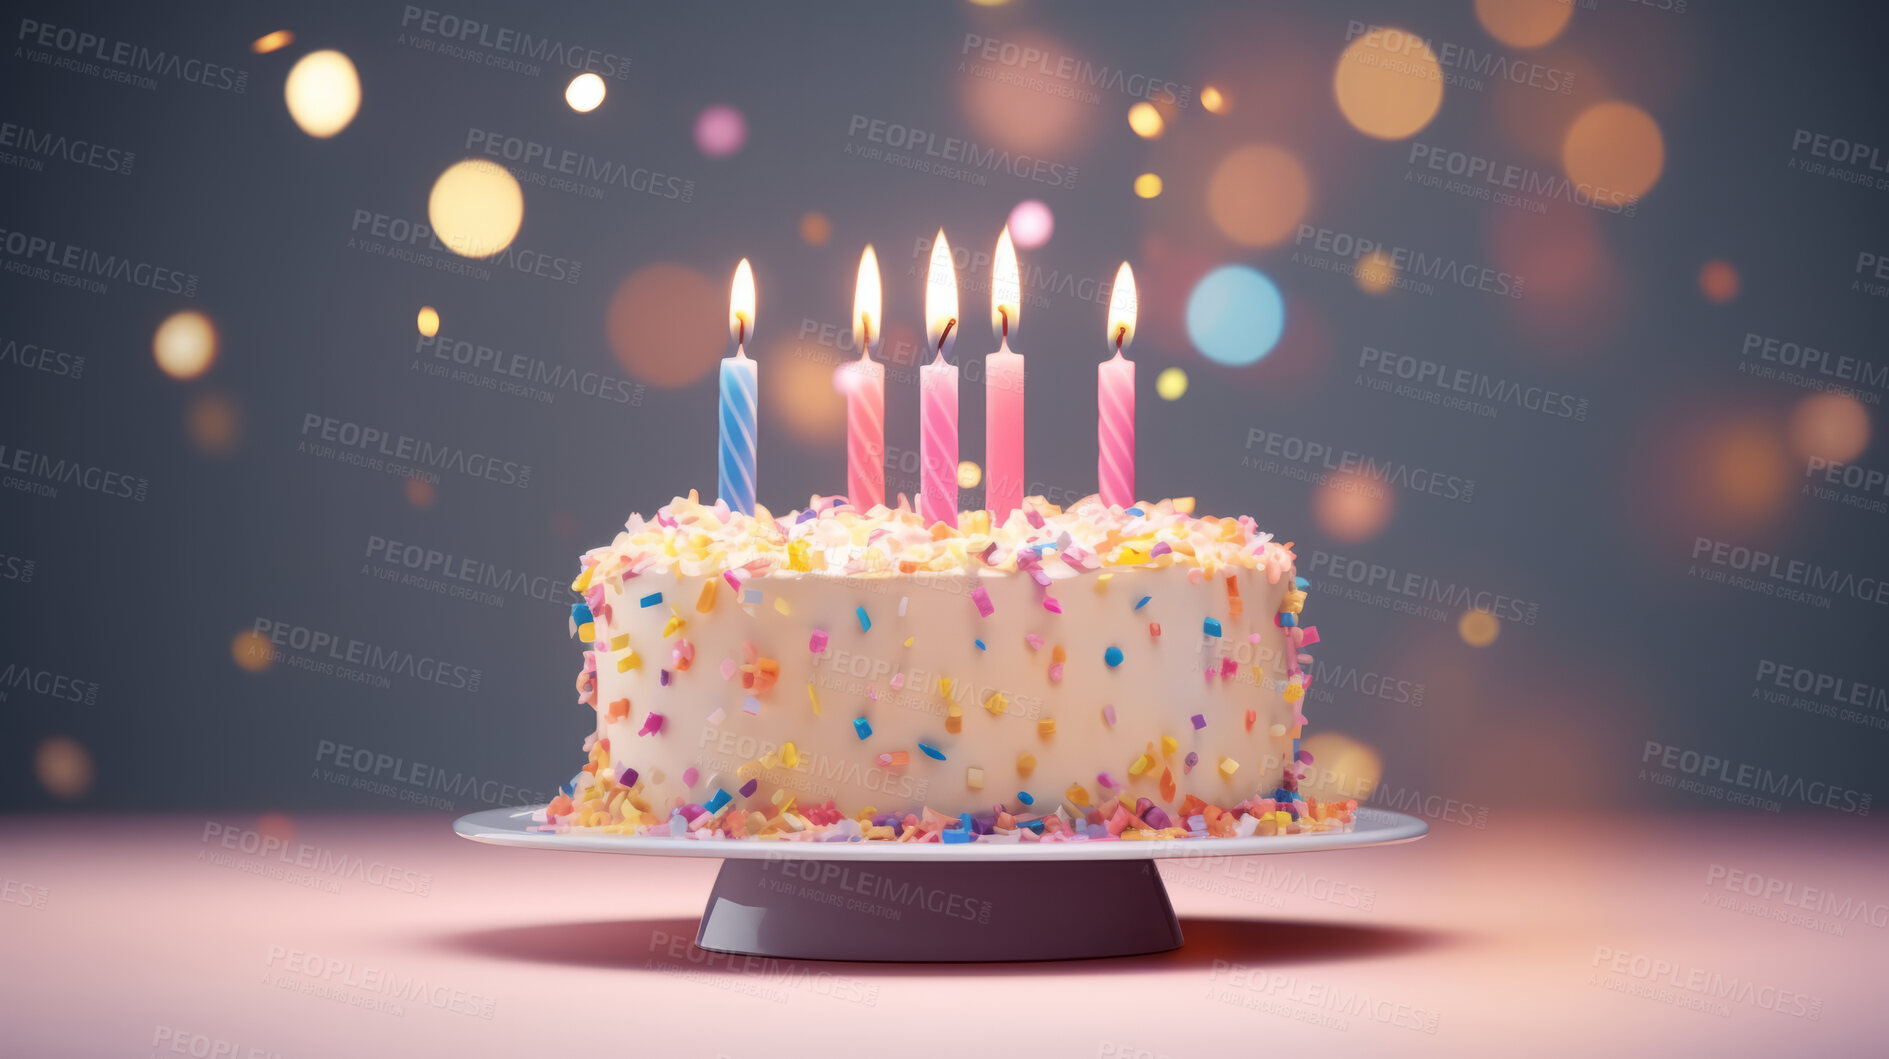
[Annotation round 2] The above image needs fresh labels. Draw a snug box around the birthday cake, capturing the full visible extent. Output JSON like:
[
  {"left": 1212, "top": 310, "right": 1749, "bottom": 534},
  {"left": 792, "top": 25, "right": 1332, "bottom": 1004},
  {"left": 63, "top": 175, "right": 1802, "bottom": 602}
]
[{"left": 537, "top": 492, "right": 1352, "bottom": 842}]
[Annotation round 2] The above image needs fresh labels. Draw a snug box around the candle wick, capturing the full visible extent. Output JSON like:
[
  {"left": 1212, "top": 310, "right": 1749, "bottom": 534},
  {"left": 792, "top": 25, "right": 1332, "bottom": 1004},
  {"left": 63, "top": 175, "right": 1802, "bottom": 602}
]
[
  {"left": 999, "top": 307, "right": 1008, "bottom": 342},
  {"left": 737, "top": 316, "right": 747, "bottom": 348},
  {"left": 1115, "top": 324, "right": 1126, "bottom": 354},
  {"left": 938, "top": 318, "right": 956, "bottom": 356},
  {"left": 860, "top": 313, "right": 873, "bottom": 358}
]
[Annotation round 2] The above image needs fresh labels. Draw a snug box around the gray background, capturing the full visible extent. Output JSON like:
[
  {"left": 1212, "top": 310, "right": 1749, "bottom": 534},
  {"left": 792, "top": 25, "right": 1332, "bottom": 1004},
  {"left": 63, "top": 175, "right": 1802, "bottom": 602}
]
[{"left": 3, "top": 0, "right": 1885, "bottom": 817}]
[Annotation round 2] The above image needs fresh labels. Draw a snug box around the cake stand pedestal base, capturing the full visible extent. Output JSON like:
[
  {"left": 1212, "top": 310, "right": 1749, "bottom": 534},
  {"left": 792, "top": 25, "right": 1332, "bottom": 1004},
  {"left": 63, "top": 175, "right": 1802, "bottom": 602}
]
[{"left": 694, "top": 856, "right": 1182, "bottom": 962}]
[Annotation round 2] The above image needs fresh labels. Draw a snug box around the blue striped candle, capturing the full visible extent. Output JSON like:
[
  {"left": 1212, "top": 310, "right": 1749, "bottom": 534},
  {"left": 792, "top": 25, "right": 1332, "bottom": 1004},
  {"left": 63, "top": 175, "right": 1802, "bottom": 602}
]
[
  {"left": 719, "top": 259, "right": 757, "bottom": 516},
  {"left": 718, "top": 350, "right": 757, "bottom": 516}
]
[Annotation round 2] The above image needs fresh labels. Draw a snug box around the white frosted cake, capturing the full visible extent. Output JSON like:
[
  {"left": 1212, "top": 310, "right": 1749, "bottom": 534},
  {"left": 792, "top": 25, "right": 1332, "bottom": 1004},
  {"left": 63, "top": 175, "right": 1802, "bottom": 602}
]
[{"left": 540, "top": 493, "right": 1349, "bottom": 842}]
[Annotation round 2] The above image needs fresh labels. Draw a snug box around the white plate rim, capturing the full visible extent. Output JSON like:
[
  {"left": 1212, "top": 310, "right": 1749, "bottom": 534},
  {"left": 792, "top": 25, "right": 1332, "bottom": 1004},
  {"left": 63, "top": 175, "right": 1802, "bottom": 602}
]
[{"left": 452, "top": 805, "right": 1427, "bottom": 861}]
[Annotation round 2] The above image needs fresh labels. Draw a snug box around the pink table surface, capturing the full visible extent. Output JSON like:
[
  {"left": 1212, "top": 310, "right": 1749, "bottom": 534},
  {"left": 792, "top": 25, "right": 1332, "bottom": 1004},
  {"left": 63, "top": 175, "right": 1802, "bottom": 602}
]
[{"left": 3, "top": 811, "right": 1882, "bottom": 1057}]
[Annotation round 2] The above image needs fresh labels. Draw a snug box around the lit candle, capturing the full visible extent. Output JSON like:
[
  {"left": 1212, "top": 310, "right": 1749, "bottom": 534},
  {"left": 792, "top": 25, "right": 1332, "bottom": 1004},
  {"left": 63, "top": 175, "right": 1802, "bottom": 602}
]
[
  {"left": 844, "top": 245, "right": 886, "bottom": 511},
  {"left": 920, "top": 230, "right": 959, "bottom": 528},
  {"left": 719, "top": 258, "right": 758, "bottom": 516},
  {"left": 1098, "top": 262, "right": 1137, "bottom": 510},
  {"left": 985, "top": 226, "right": 1025, "bottom": 524}
]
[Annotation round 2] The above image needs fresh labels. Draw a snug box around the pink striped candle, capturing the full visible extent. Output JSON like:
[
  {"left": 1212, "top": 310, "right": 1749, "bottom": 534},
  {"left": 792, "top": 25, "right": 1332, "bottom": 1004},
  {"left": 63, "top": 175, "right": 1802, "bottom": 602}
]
[
  {"left": 921, "top": 230, "right": 960, "bottom": 527},
  {"left": 1098, "top": 262, "right": 1137, "bottom": 510},
  {"left": 846, "top": 246, "right": 885, "bottom": 510},
  {"left": 921, "top": 354, "right": 958, "bottom": 526},
  {"left": 986, "top": 226, "right": 1024, "bottom": 524}
]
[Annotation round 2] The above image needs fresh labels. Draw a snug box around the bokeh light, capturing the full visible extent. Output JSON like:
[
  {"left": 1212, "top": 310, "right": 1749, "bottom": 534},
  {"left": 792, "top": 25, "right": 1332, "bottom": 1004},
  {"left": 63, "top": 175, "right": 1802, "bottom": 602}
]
[
  {"left": 1562, "top": 101, "right": 1665, "bottom": 199},
  {"left": 251, "top": 30, "right": 293, "bottom": 54},
  {"left": 760, "top": 342, "right": 842, "bottom": 443},
  {"left": 1355, "top": 249, "right": 1398, "bottom": 294},
  {"left": 1295, "top": 733, "right": 1382, "bottom": 804},
  {"left": 416, "top": 305, "right": 440, "bottom": 337},
  {"left": 1474, "top": 0, "right": 1574, "bottom": 49},
  {"left": 1199, "top": 85, "right": 1228, "bottom": 114},
  {"left": 960, "top": 31, "right": 1099, "bottom": 157},
  {"left": 1789, "top": 392, "right": 1871, "bottom": 463},
  {"left": 1007, "top": 200, "right": 1054, "bottom": 249},
  {"left": 1459, "top": 609, "right": 1502, "bottom": 647},
  {"left": 1133, "top": 173, "right": 1163, "bottom": 198},
  {"left": 257, "top": 813, "right": 297, "bottom": 846},
  {"left": 958, "top": 461, "right": 983, "bottom": 489},
  {"left": 1207, "top": 145, "right": 1309, "bottom": 247},
  {"left": 1710, "top": 419, "right": 1792, "bottom": 521},
  {"left": 565, "top": 72, "right": 605, "bottom": 112},
  {"left": 1156, "top": 367, "right": 1188, "bottom": 400},
  {"left": 283, "top": 50, "right": 360, "bottom": 138},
  {"left": 1313, "top": 471, "right": 1395, "bottom": 543},
  {"left": 799, "top": 212, "right": 831, "bottom": 246},
  {"left": 694, "top": 105, "right": 747, "bottom": 157},
  {"left": 1185, "top": 265, "right": 1285, "bottom": 366},
  {"left": 153, "top": 310, "right": 217, "bottom": 380},
  {"left": 1127, "top": 102, "right": 1165, "bottom": 139},
  {"left": 186, "top": 392, "right": 242, "bottom": 458},
  {"left": 231, "top": 630, "right": 273, "bottom": 673},
  {"left": 405, "top": 477, "right": 436, "bottom": 508},
  {"left": 1699, "top": 259, "right": 1740, "bottom": 303},
  {"left": 428, "top": 159, "right": 524, "bottom": 259},
  {"left": 1333, "top": 29, "right": 1444, "bottom": 139},
  {"left": 606, "top": 264, "right": 725, "bottom": 387},
  {"left": 35, "top": 736, "right": 93, "bottom": 800}
]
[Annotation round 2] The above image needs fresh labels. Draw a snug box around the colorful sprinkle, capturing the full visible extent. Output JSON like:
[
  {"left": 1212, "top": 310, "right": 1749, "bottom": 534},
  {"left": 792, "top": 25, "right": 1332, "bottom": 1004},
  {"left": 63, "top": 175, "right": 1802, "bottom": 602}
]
[
  {"left": 1097, "top": 772, "right": 1117, "bottom": 789},
  {"left": 695, "top": 579, "right": 718, "bottom": 612},
  {"left": 616, "top": 651, "right": 642, "bottom": 673},
  {"left": 1043, "top": 596, "right": 1062, "bottom": 613},
  {"left": 898, "top": 595, "right": 909, "bottom": 617},
  {"left": 809, "top": 629, "right": 829, "bottom": 653},
  {"left": 1104, "top": 646, "right": 1124, "bottom": 667},
  {"left": 704, "top": 789, "right": 731, "bottom": 814},
  {"left": 743, "top": 588, "right": 763, "bottom": 605},
  {"left": 807, "top": 683, "right": 821, "bottom": 714},
  {"left": 974, "top": 638, "right": 987, "bottom": 651},
  {"left": 719, "top": 657, "right": 737, "bottom": 680},
  {"left": 1017, "top": 790, "right": 1034, "bottom": 805},
  {"left": 856, "top": 606, "right": 872, "bottom": 632},
  {"left": 738, "top": 779, "right": 758, "bottom": 798},
  {"left": 1203, "top": 617, "right": 1222, "bottom": 637},
  {"left": 1135, "top": 596, "right": 1151, "bottom": 611},
  {"left": 1217, "top": 756, "right": 1239, "bottom": 778},
  {"left": 965, "top": 767, "right": 984, "bottom": 790},
  {"left": 972, "top": 585, "right": 994, "bottom": 617},
  {"left": 1161, "top": 735, "right": 1178, "bottom": 755},
  {"left": 1102, "top": 705, "right": 1117, "bottom": 727},
  {"left": 854, "top": 717, "right": 872, "bottom": 739},
  {"left": 919, "top": 742, "right": 946, "bottom": 761},
  {"left": 638, "top": 713, "right": 665, "bottom": 736},
  {"left": 878, "top": 750, "right": 910, "bottom": 767},
  {"left": 742, "top": 696, "right": 761, "bottom": 715},
  {"left": 1016, "top": 752, "right": 1036, "bottom": 774},
  {"left": 984, "top": 691, "right": 1008, "bottom": 716},
  {"left": 639, "top": 592, "right": 663, "bottom": 608},
  {"left": 1190, "top": 713, "right": 1206, "bottom": 729},
  {"left": 1025, "top": 634, "right": 1044, "bottom": 650},
  {"left": 682, "top": 767, "right": 698, "bottom": 786}
]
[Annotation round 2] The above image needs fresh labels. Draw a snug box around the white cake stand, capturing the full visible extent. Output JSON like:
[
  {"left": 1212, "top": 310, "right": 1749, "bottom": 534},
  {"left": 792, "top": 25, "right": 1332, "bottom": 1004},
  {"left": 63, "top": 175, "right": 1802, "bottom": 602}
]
[{"left": 454, "top": 806, "right": 1426, "bottom": 962}]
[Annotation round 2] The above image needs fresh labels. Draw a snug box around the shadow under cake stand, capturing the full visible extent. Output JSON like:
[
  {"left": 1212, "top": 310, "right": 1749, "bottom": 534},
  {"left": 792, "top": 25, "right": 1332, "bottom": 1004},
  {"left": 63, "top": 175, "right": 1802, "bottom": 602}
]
[{"left": 454, "top": 806, "right": 1426, "bottom": 962}]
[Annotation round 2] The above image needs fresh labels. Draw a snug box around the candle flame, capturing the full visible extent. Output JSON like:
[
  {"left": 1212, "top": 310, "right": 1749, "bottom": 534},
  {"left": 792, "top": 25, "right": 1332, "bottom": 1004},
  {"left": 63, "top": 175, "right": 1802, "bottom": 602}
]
[
  {"left": 853, "top": 245, "right": 881, "bottom": 358},
  {"left": 729, "top": 258, "right": 755, "bottom": 348},
  {"left": 992, "top": 226, "right": 1020, "bottom": 342},
  {"left": 1107, "top": 261, "right": 1137, "bottom": 353},
  {"left": 925, "top": 229, "right": 958, "bottom": 360}
]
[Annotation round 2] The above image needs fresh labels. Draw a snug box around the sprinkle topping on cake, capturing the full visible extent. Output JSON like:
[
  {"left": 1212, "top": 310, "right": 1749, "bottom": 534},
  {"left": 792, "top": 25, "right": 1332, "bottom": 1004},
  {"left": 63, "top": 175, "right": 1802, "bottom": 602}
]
[{"left": 581, "top": 491, "right": 1297, "bottom": 583}]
